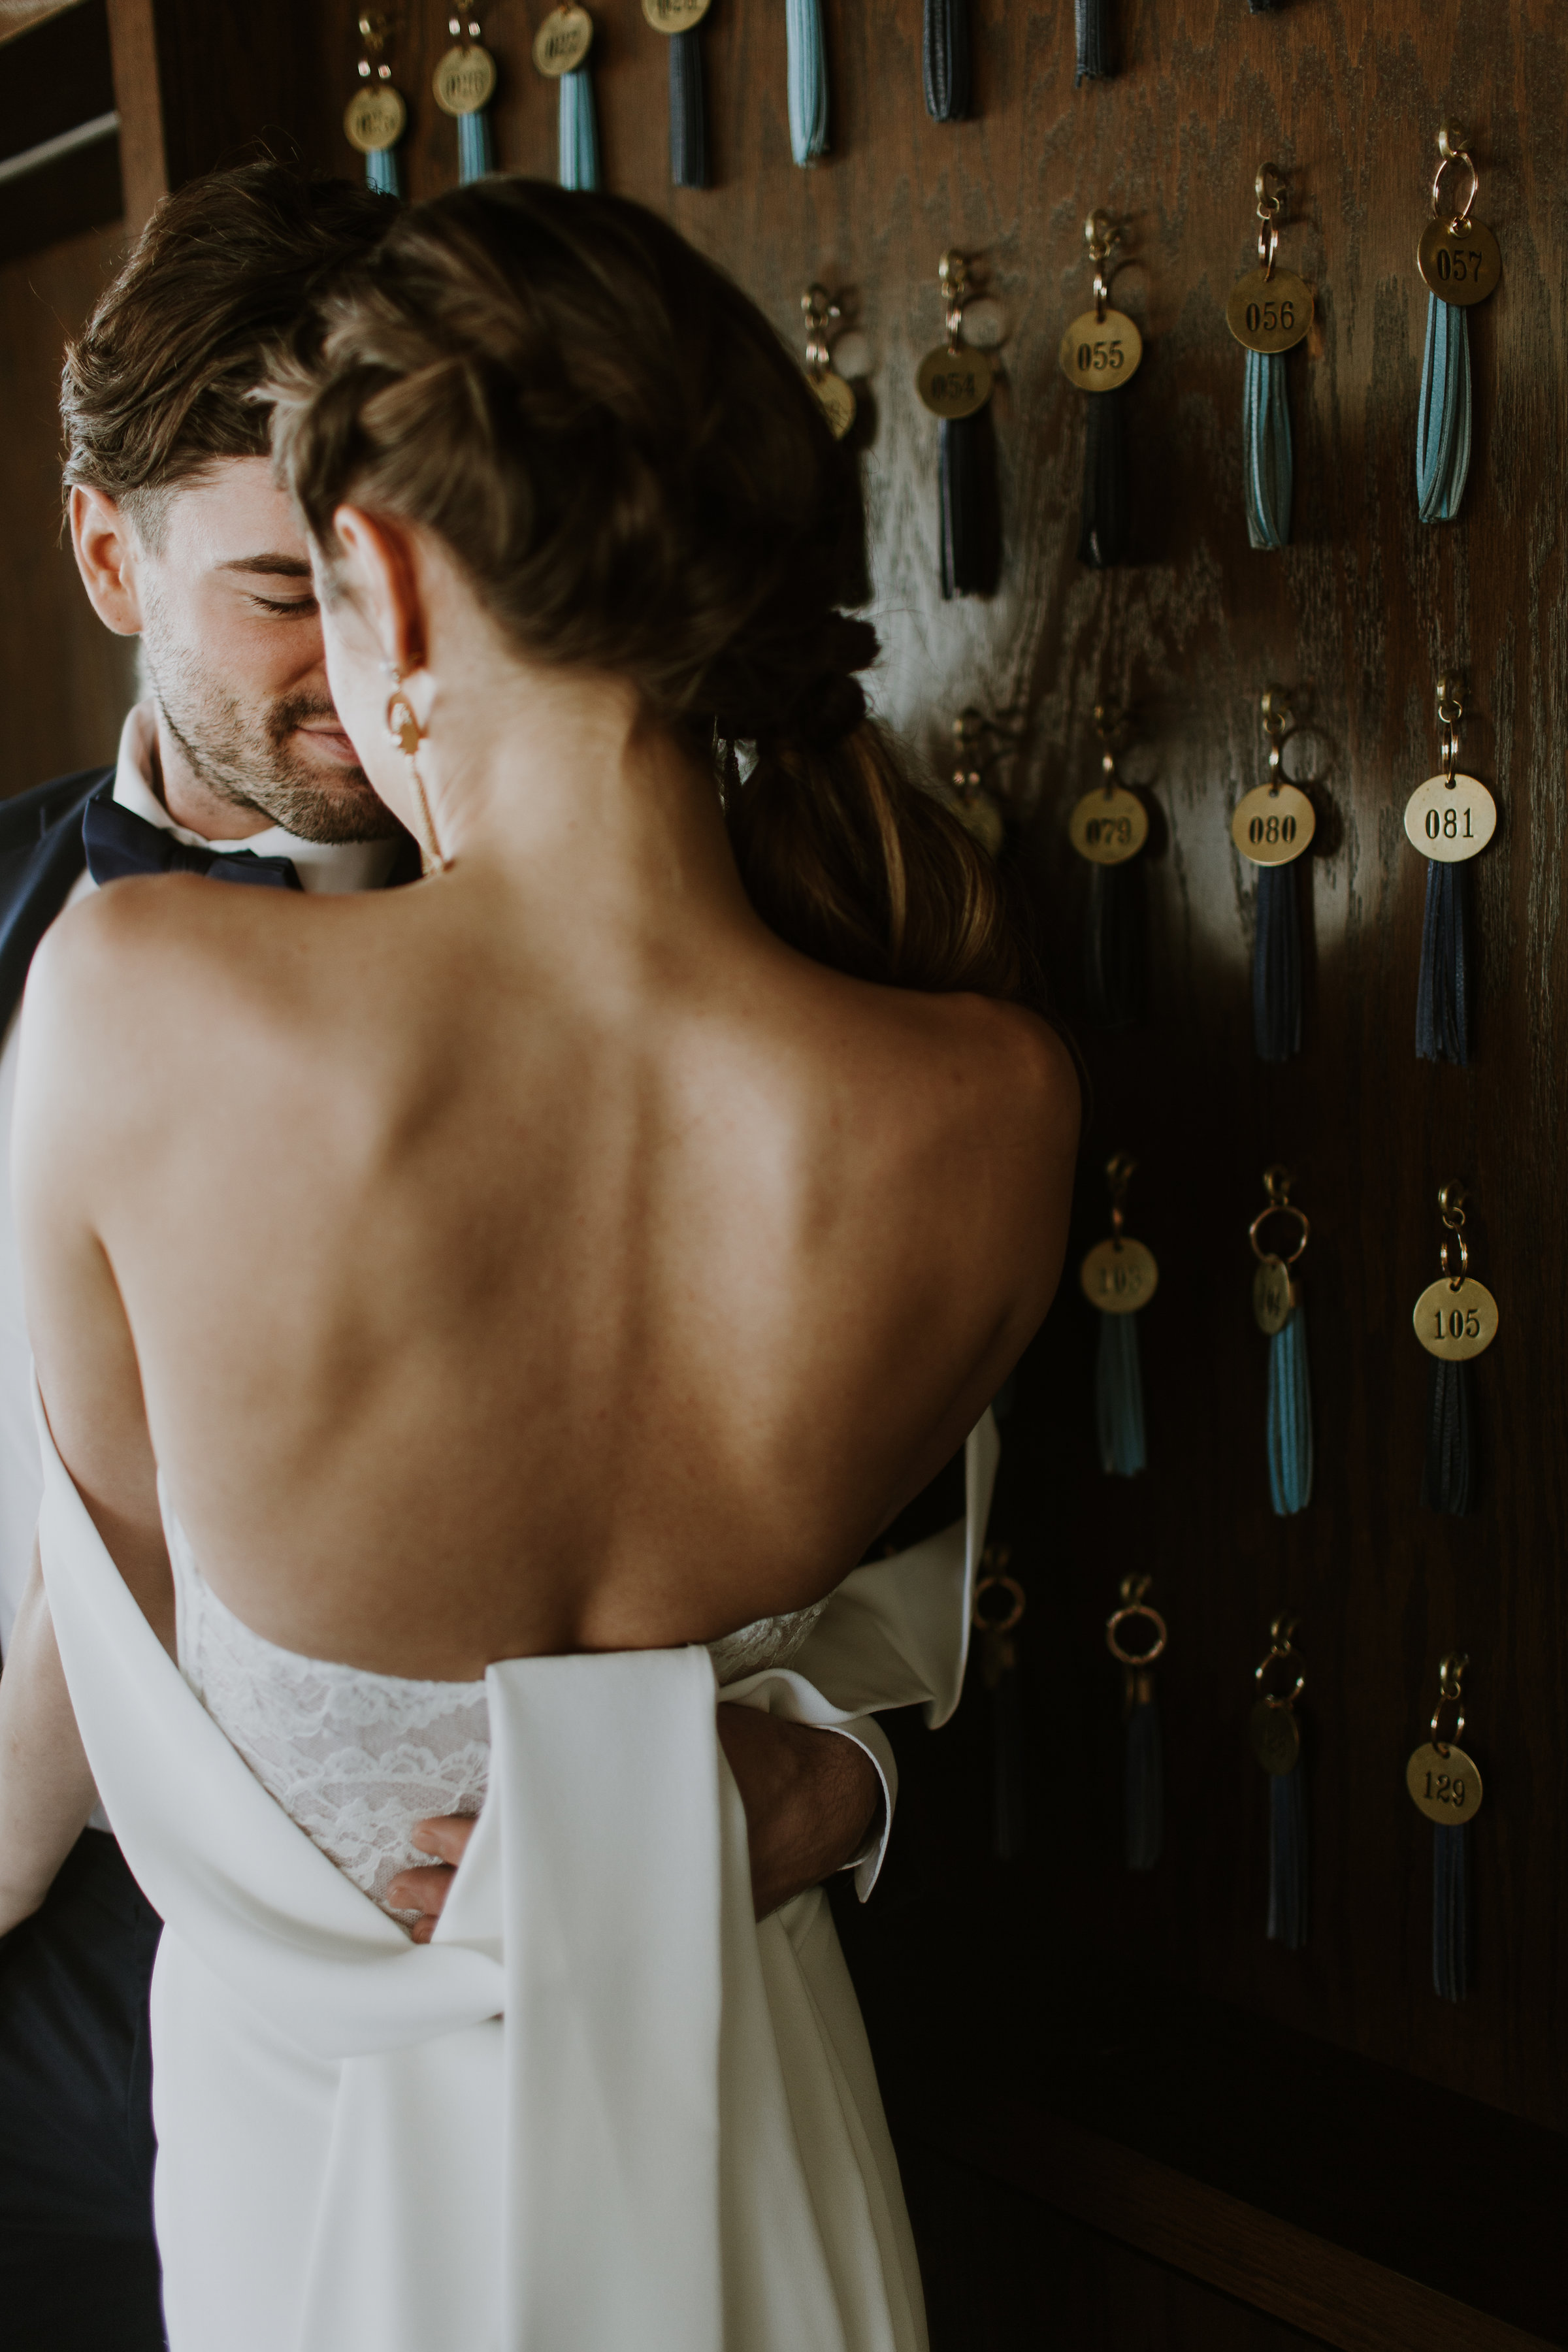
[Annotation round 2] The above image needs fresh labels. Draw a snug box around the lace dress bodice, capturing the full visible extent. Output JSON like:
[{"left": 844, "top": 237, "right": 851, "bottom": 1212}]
[{"left": 167, "top": 1506, "right": 830, "bottom": 1921}]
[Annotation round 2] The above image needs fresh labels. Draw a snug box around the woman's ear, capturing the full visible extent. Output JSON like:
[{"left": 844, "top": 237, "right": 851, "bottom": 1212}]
[{"left": 331, "top": 506, "right": 430, "bottom": 682}]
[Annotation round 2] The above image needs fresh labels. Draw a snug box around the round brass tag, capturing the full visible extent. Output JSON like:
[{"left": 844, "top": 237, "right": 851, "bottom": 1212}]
[
  {"left": 433, "top": 41, "right": 497, "bottom": 116},
  {"left": 1252, "top": 1261, "right": 1297, "bottom": 1335},
  {"left": 1403, "top": 773, "right": 1497, "bottom": 864},
  {"left": 1225, "top": 267, "right": 1313, "bottom": 354},
  {"left": 1418, "top": 217, "right": 1501, "bottom": 308},
  {"left": 916, "top": 344, "right": 992, "bottom": 420},
  {"left": 809, "top": 369, "right": 857, "bottom": 440},
  {"left": 533, "top": 7, "right": 593, "bottom": 76},
  {"left": 1080, "top": 1236, "right": 1159, "bottom": 1316},
  {"left": 1414, "top": 1277, "right": 1498, "bottom": 1362},
  {"left": 1250, "top": 1698, "right": 1301, "bottom": 1776},
  {"left": 642, "top": 0, "right": 711, "bottom": 29},
  {"left": 1068, "top": 785, "right": 1147, "bottom": 866},
  {"left": 1058, "top": 307, "right": 1143, "bottom": 392},
  {"left": 344, "top": 85, "right": 406, "bottom": 154},
  {"left": 1231, "top": 783, "right": 1315, "bottom": 866},
  {"left": 1407, "top": 1741, "right": 1483, "bottom": 1823}
]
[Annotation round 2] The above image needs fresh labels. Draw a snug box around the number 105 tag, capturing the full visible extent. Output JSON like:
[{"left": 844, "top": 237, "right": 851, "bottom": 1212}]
[
  {"left": 1413, "top": 1275, "right": 1498, "bottom": 1362},
  {"left": 1403, "top": 773, "right": 1497, "bottom": 863}
]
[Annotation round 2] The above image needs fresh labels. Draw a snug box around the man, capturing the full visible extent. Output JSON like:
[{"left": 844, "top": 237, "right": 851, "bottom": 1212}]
[{"left": 0, "top": 159, "right": 951, "bottom": 2352}]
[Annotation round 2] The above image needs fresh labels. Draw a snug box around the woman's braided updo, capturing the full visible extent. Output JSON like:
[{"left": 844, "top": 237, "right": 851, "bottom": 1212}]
[{"left": 269, "top": 178, "right": 1042, "bottom": 1007}]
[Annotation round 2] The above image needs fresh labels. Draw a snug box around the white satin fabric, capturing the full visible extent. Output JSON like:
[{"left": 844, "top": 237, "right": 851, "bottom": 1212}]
[{"left": 37, "top": 1390, "right": 997, "bottom": 2352}]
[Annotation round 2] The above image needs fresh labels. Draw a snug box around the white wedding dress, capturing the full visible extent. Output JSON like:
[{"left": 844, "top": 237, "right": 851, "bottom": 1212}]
[{"left": 37, "top": 1388, "right": 998, "bottom": 2352}]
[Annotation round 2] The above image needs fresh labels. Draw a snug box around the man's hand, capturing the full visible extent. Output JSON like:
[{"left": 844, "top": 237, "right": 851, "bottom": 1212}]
[{"left": 385, "top": 1708, "right": 883, "bottom": 1940}]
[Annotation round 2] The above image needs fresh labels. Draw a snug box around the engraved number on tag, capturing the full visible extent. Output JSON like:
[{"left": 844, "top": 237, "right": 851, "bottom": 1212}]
[
  {"left": 1232, "top": 783, "right": 1316, "bottom": 866},
  {"left": 433, "top": 41, "right": 497, "bottom": 114},
  {"left": 1413, "top": 1277, "right": 1498, "bottom": 1362},
  {"left": 1418, "top": 218, "right": 1501, "bottom": 308},
  {"left": 643, "top": 0, "right": 711, "bottom": 30},
  {"left": 1058, "top": 308, "right": 1143, "bottom": 391},
  {"left": 344, "top": 86, "right": 406, "bottom": 152},
  {"left": 1226, "top": 267, "right": 1314, "bottom": 353},
  {"left": 1403, "top": 774, "right": 1497, "bottom": 863},
  {"left": 1069, "top": 786, "right": 1148, "bottom": 866},
  {"left": 533, "top": 7, "right": 594, "bottom": 75},
  {"left": 1080, "top": 1237, "right": 1159, "bottom": 1316},
  {"left": 1407, "top": 1741, "right": 1484, "bottom": 1823},
  {"left": 916, "top": 346, "right": 993, "bottom": 419},
  {"left": 1253, "top": 1262, "right": 1296, "bottom": 1335}
]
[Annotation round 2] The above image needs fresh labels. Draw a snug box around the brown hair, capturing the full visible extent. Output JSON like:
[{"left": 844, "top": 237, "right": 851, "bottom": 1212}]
[
  {"left": 61, "top": 159, "right": 396, "bottom": 543},
  {"left": 270, "top": 179, "right": 1047, "bottom": 1010}
]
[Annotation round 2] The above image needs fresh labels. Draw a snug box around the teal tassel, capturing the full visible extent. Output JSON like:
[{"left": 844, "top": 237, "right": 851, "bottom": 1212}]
[
  {"left": 457, "top": 107, "right": 493, "bottom": 183},
  {"left": 1243, "top": 347, "right": 1293, "bottom": 549},
  {"left": 1124, "top": 1686, "right": 1162, "bottom": 1870},
  {"left": 1433, "top": 1822, "right": 1471, "bottom": 2001},
  {"left": 786, "top": 0, "right": 828, "bottom": 165},
  {"left": 669, "top": 27, "right": 708, "bottom": 188},
  {"left": 366, "top": 147, "right": 401, "bottom": 197},
  {"left": 1266, "top": 1304, "right": 1313, "bottom": 1515},
  {"left": 559, "top": 68, "right": 600, "bottom": 189},
  {"left": 1267, "top": 1762, "right": 1308, "bottom": 1949},
  {"left": 1416, "top": 293, "right": 1472, "bottom": 524},
  {"left": 1095, "top": 1312, "right": 1146, "bottom": 1477}
]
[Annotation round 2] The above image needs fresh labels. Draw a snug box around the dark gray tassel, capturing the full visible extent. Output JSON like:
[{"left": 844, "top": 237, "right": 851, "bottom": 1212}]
[
  {"left": 1078, "top": 384, "right": 1129, "bottom": 567},
  {"left": 669, "top": 27, "right": 707, "bottom": 188},
  {"left": 1267, "top": 1761, "right": 1307, "bottom": 1950},
  {"left": 1433, "top": 1822, "right": 1471, "bottom": 2001},
  {"left": 990, "top": 1659, "right": 1027, "bottom": 1861},
  {"left": 1083, "top": 858, "right": 1145, "bottom": 1029},
  {"left": 922, "top": 0, "right": 970, "bottom": 121},
  {"left": 1415, "top": 858, "right": 1471, "bottom": 1064},
  {"left": 1422, "top": 1356, "right": 1476, "bottom": 1515},
  {"left": 939, "top": 412, "right": 999, "bottom": 598},
  {"left": 1253, "top": 860, "right": 1302, "bottom": 1062},
  {"left": 1075, "top": 0, "right": 1113, "bottom": 81},
  {"left": 1124, "top": 1677, "right": 1162, "bottom": 1869}
]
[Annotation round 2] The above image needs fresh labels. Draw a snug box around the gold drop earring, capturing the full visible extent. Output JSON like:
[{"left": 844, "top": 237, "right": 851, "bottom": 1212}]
[{"left": 383, "top": 670, "right": 449, "bottom": 874}]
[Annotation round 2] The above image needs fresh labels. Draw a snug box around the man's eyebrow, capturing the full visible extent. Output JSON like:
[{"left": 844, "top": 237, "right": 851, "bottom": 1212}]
[{"left": 216, "top": 555, "right": 315, "bottom": 580}]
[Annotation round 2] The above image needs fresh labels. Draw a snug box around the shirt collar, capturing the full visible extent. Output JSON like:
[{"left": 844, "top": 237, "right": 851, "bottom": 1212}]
[{"left": 111, "top": 700, "right": 399, "bottom": 898}]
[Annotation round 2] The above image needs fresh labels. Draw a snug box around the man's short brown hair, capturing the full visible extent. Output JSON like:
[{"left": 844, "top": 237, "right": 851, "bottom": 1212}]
[{"left": 61, "top": 159, "right": 395, "bottom": 541}]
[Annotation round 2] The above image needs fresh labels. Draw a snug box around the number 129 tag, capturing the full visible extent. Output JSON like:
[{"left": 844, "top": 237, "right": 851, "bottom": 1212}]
[
  {"left": 1407, "top": 1740, "right": 1483, "bottom": 1824},
  {"left": 1403, "top": 773, "right": 1497, "bottom": 863}
]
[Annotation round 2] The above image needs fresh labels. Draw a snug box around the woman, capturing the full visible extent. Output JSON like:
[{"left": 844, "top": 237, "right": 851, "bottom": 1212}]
[{"left": 7, "top": 184, "right": 1077, "bottom": 2348}]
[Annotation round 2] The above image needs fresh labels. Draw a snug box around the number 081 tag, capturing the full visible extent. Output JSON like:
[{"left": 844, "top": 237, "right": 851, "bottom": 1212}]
[
  {"left": 1403, "top": 772, "right": 1496, "bottom": 863},
  {"left": 1057, "top": 308, "right": 1143, "bottom": 392}
]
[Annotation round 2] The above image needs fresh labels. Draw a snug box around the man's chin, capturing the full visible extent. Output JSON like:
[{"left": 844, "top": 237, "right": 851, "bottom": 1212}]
[{"left": 267, "top": 770, "right": 401, "bottom": 847}]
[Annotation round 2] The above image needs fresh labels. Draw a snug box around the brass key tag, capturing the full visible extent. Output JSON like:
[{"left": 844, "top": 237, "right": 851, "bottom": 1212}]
[
  {"left": 1232, "top": 782, "right": 1315, "bottom": 864},
  {"left": 1414, "top": 1184, "right": 1498, "bottom": 1361},
  {"left": 1403, "top": 772, "right": 1496, "bottom": 861},
  {"left": 1060, "top": 210, "right": 1143, "bottom": 390},
  {"left": 434, "top": 33, "right": 498, "bottom": 116},
  {"left": 1407, "top": 1740, "right": 1484, "bottom": 1823},
  {"left": 533, "top": 6, "right": 593, "bottom": 75},
  {"left": 800, "top": 284, "right": 856, "bottom": 440},
  {"left": 1418, "top": 125, "right": 1501, "bottom": 308},
  {"left": 643, "top": 0, "right": 710, "bottom": 26}
]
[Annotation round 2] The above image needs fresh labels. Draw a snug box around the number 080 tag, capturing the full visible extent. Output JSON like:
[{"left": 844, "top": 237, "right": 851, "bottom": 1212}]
[
  {"left": 1231, "top": 783, "right": 1315, "bottom": 866},
  {"left": 1403, "top": 772, "right": 1497, "bottom": 863}
]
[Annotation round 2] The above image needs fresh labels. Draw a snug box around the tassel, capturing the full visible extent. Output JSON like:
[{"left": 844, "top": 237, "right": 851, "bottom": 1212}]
[
  {"left": 1243, "top": 346, "right": 1293, "bottom": 549},
  {"left": 558, "top": 68, "right": 600, "bottom": 188},
  {"left": 1415, "top": 855, "right": 1471, "bottom": 1064},
  {"left": 365, "top": 148, "right": 401, "bottom": 197},
  {"left": 457, "top": 107, "right": 493, "bottom": 182},
  {"left": 1078, "top": 382, "right": 1129, "bottom": 566},
  {"left": 1075, "top": 0, "right": 1113, "bottom": 82},
  {"left": 1094, "top": 1309, "right": 1146, "bottom": 1476},
  {"left": 1432, "top": 1822, "right": 1471, "bottom": 2001},
  {"left": 1249, "top": 0, "right": 1285, "bottom": 10},
  {"left": 1266, "top": 1303, "right": 1313, "bottom": 1516},
  {"left": 1252, "top": 860, "right": 1301, "bottom": 1062},
  {"left": 1422, "top": 1356, "right": 1476, "bottom": 1515},
  {"left": 1416, "top": 292, "right": 1472, "bottom": 524},
  {"left": 1267, "top": 1761, "right": 1308, "bottom": 1950},
  {"left": 786, "top": 0, "right": 828, "bottom": 165},
  {"left": 670, "top": 27, "right": 708, "bottom": 189},
  {"left": 1083, "top": 858, "right": 1145, "bottom": 1029},
  {"left": 1123, "top": 1675, "right": 1162, "bottom": 1869},
  {"left": 939, "top": 412, "right": 998, "bottom": 598},
  {"left": 923, "top": 0, "right": 970, "bottom": 122}
]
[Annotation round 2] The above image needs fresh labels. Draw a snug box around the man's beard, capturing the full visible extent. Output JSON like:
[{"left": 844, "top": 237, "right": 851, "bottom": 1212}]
[{"left": 142, "top": 632, "right": 399, "bottom": 847}]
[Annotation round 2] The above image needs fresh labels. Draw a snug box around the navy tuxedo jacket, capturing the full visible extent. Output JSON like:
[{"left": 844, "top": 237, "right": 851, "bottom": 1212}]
[{"left": 0, "top": 766, "right": 113, "bottom": 1037}]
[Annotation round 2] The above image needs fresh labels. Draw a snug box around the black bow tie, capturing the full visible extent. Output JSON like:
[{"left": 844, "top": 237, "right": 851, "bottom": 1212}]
[{"left": 82, "top": 794, "right": 303, "bottom": 892}]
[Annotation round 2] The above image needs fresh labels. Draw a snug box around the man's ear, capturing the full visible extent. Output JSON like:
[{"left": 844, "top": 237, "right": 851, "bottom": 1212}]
[{"left": 70, "top": 486, "right": 146, "bottom": 636}]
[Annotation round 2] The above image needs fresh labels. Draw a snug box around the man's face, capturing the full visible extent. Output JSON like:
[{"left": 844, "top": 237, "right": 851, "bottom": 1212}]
[{"left": 74, "top": 457, "right": 397, "bottom": 845}]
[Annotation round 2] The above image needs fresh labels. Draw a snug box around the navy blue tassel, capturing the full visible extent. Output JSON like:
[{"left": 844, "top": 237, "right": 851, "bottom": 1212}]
[
  {"left": 1416, "top": 293, "right": 1472, "bottom": 525},
  {"left": 1253, "top": 860, "right": 1302, "bottom": 1062},
  {"left": 1075, "top": 0, "right": 1113, "bottom": 80},
  {"left": 1432, "top": 1822, "right": 1471, "bottom": 2001},
  {"left": 938, "top": 412, "right": 998, "bottom": 598},
  {"left": 1267, "top": 1304, "right": 1312, "bottom": 1516},
  {"left": 669, "top": 27, "right": 708, "bottom": 188},
  {"left": 1415, "top": 857, "right": 1471, "bottom": 1064},
  {"left": 922, "top": 0, "right": 970, "bottom": 122},
  {"left": 366, "top": 146, "right": 401, "bottom": 197},
  {"left": 1124, "top": 1681, "right": 1162, "bottom": 1870},
  {"left": 1083, "top": 858, "right": 1145, "bottom": 1029},
  {"left": 1078, "top": 383, "right": 1129, "bottom": 566},
  {"left": 1243, "top": 347, "right": 1293, "bottom": 549},
  {"left": 1267, "top": 1762, "right": 1308, "bottom": 1949},
  {"left": 1095, "top": 1311, "right": 1147, "bottom": 1478},
  {"left": 1422, "top": 1356, "right": 1476, "bottom": 1515}
]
